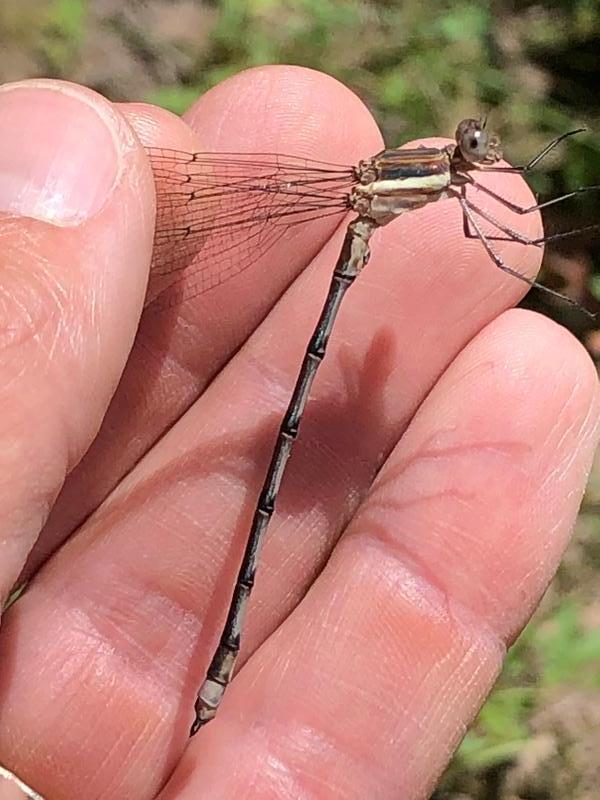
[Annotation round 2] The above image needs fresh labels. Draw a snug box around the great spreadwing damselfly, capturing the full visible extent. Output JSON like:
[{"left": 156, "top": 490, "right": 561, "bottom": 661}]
[{"left": 146, "top": 117, "right": 598, "bottom": 736}]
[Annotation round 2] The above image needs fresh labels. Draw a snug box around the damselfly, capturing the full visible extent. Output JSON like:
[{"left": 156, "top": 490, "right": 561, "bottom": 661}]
[{"left": 147, "top": 118, "right": 597, "bottom": 735}]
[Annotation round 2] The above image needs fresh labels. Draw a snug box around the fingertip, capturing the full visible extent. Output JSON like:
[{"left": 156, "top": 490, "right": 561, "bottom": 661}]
[
  {"left": 479, "top": 307, "right": 600, "bottom": 445},
  {"left": 382, "top": 305, "right": 599, "bottom": 642},
  {"left": 117, "top": 101, "right": 206, "bottom": 153},
  {"left": 182, "top": 65, "right": 384, "bottom": 165}
]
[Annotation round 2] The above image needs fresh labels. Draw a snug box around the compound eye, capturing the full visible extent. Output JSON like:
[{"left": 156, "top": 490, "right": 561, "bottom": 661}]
[
  {"left": 455, "top": 118, "right": 502, "bottom": 164},
  {"left": 462, "top": 127, "right": 489, "bottom": 161},
  {"left": 455, "top": 119, "right": 490, "bottom": 162}
]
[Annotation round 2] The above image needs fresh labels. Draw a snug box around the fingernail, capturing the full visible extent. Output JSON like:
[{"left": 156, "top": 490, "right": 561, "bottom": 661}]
[
  {"left": 0, "top": 762, "right": 46, "bottom": 799},
  {"left": 0, "top": 81, "right": 122, "bottom": 225}
]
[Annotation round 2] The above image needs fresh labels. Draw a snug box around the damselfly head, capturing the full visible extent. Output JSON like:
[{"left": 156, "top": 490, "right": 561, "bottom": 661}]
[{"left": 455, "top": 118, "right": 502, "bottom": 165}]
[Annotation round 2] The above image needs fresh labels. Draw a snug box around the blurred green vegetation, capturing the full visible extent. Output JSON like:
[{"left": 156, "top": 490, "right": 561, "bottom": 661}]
[
  {"left": 0, "top": 0, "right": 86, "bottom": 74},
  {"left": 2, "top": 0, "right": 599, "bottom": 170},
  {"left": 442, "top": 597, "right": 600, "bottom": 777},
  {"left": 147, "top": 1, "right": 600, "bottom": 181},
  {"left": 42, "top": 0, "right": 87, "bottom": 72},
  {"left": 1, "top": 2, "right": 599, "bottom": 797}
]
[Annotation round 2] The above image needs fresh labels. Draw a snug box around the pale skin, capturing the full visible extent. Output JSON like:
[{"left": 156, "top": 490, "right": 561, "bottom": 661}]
[{"left": 0, "top": 66, "right": 598, "bottom": 800}]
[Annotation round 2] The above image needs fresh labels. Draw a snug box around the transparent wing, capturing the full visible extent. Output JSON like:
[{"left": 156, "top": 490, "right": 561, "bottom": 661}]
[{"left": 145, "top": 148, "right": 356, "bottom": 310}]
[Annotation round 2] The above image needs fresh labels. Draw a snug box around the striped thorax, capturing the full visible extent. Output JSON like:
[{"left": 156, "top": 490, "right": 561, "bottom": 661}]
[
  {"left": 351, "top": 145, "right": 454, "bottom": 225},
  {"left": 351, "top": 118, "right": 503, "bottom": 227}
]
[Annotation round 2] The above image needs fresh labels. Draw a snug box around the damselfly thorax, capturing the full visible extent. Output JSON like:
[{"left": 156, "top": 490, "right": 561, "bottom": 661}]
[{"left": 351, "top": 143, "right": 458, "bottom": 222}]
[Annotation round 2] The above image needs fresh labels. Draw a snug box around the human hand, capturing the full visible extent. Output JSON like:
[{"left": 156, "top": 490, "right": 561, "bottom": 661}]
[{"left": 0, "top": 67, "right": 598, "bottom": 800}]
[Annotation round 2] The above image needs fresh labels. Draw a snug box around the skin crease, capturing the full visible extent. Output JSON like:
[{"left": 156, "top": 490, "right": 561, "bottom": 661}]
[{"left": 0, "top": 65, "right": 597, "bottom": 799}]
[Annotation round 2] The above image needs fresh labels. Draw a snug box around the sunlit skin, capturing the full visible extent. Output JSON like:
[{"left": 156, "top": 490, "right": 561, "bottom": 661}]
[{"left": 0, "top": 66, "right": 598, "bottom": 800}]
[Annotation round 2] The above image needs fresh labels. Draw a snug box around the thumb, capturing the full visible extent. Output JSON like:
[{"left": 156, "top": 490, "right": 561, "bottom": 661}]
[{"left": 0, "top": 80, "right": 155, "bottom": 599}]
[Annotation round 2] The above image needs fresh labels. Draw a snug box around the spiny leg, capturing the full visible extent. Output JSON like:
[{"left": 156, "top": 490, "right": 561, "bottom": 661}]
[
  {"left": 456, "top": 184, "right": 600, "bottom": 247},
  {"left": 461, "top": 173, "right": 600, "bottom": 217},
  {"left": 482, "top": 128, "right": 586, "bottom": 174},
  {"left": 457, "top": 185, "right": 536, "bottom": 245},
  {"left": 457, "top": 197, "right": 594, "bottom": 317},
  {"left": 533, "top": 222, "right": 600, "bottom": 246},
  {"left": 456, "top": 191, "right": 596, "bottom": 247},
  {"left": 457, "top": 190, "right": 544, "bottom": 247}
]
